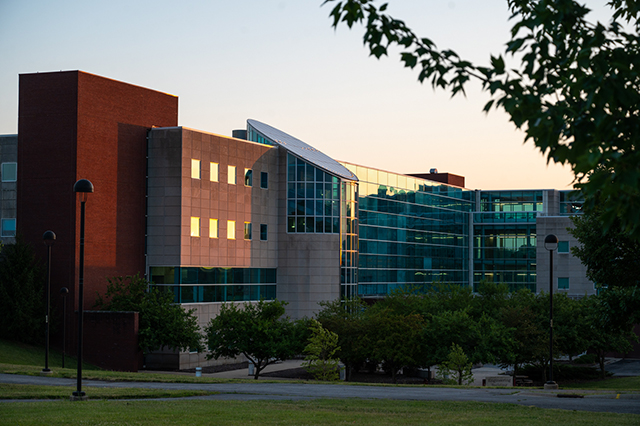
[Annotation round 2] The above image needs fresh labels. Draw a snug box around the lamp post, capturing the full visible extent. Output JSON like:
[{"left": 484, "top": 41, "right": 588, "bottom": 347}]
[
  {"left": 71, "top": 179, "right": 93, "bottom": 401},
  {"left": 60, "top": 287, "right": 69, "bottom": 369},
  {"left": 544, "top": 234, "right": 559, "bottom": 390},
  {"left": 41, "top": 230, "right": 56, "bottom": 375}
]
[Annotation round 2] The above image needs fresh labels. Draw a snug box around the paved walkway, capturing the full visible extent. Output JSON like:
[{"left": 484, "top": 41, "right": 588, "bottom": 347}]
[{"left": 1, "top": 371, "right": 639, "bottom": 414}]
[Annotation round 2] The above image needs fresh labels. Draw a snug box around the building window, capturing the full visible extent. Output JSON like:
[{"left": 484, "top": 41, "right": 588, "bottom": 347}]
[
  {"left": 1, "top": 218, "right": 16, "bottom": 237},
  {"left": 558, "top": 241, "right": 569, "bottom": 253},
  {"left": 227, "top": 220, "right": 236, "bottom": 239},
  {"left": 1, "top": 163, "right": 17, "bottom": 182},
  {"left": 228, "top": 166, "right": 236, "bottom": 184},
  {"left": 190, "top": 217, "right": 200, "bottom": 237},
  {"left": 209, "top": 219, "right": 218, "bottom": 238},
  {"left": 191, "top": 159, "right": 200, "bottom": 179},
  {"left": 261, "top": 172, "right": 268, "bottom": 189},
  {"left": 244, "top": 222, "right": 252, "bottom": 240},
  {"left": 245, "top": 169, "right": 252, "bottom": 186},
  {"left": 210, "top": 162, "right": 219, "bottom": 182},
  {"left": 558, "top": 277, "right": 569, "bottom": 290},
  {"left": 260, "top": 224, "right": 268, "bottom": 241}
]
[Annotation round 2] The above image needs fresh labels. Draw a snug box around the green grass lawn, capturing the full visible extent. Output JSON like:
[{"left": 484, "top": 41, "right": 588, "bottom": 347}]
[
  {"left": 0, "top": 339, "right": 98, "bottom": 371},
  {"left": 0, "top": 384, "right": 218, "bottom": 400},
  {"left": 0, "top": 398, "right": 638, "bottom": 426}
]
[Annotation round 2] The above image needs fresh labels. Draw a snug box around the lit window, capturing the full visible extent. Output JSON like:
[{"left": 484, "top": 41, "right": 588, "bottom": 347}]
[
  {"left": 558, "top": 277, "right": 569, "bottom": 290},
  {"left": 227, "top": 220, "right": 235, "bottom": 239},
  {"left": 244, "top": 222, "right": 252, "bottom": 240},
  {"left": 228, "top": 166, "right": 236, "bottom": 184},
  {"left": 245, "top": 169, "right": 252, "bottom": 186},
  {"left": 1, "top": 163, "right": 17, "bottom": 182},
  {"left": 261, "top": 172, "right": 268, "bottom": 189},
  {"left": 260, "top": 224, "right": 268, "bottom": 241},
  {"left": 191, "top": 159, "right": 200, "bottom": 179},
  {"left": 210, "top": 162, "right": 219, "bottom": 182},
  {"left": 209, "top": 219, "right": 218, "bottom": 238},
  {"left": 558, "top": 241, "right": 569, "bottom": 253},
  {"left": 1, "top": 218, "right": 16, "bottom": 237},
  {"left": 190, "top": 217, "right": 200, "bottom": 237}
]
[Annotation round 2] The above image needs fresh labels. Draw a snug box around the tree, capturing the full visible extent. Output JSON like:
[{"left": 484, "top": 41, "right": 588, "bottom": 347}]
[
  {"left": 323, "top": 0, "right": 640, "bottom": 238},
  {"left": 569, "top": 209, "right": 640, "bottom": 288},
  {"left": 302, "top": 319, "right": 341, "bottom": 381},
  {"left": 0, "top": 237, "right": 45, "bottom": 344},
  {"left": 436, "top": 343, "right": 474, "bottom": 386},
  {"left": 95, "top": 274, "right": 203, "bottom": 353},
  {"left": 205, "top": 300, "right": 306, "bottom": 379},
  {"left": 316, "top": 298, "right": 369, "bottom": 381}
]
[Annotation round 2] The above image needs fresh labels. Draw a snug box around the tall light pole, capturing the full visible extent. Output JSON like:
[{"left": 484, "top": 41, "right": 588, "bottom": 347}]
[
  {"left": 71, "top": 179, "right": 93, "bottom": 401},
  {"left": 544, "top": 234, "right": 559, "bottom": 390},
  {"left": 41, "top": 230, "right": 56, "bottom": 375},
  {"left": 60, "top": 287, "right": 69, "bottom": 369}
]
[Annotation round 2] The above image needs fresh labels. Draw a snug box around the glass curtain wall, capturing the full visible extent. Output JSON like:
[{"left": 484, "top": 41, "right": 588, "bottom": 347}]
[
  {"left": 150, "top": 266, "right": 277, "bottom": 303},
  {"left": 343, "top": 163, "right": 473, "bottom": 297},
  {"left": 473, "top": 190, "right": 541, "bottom": 291},
  {"left": 341, "top": 181, "right": 358, "bottom": 298}
]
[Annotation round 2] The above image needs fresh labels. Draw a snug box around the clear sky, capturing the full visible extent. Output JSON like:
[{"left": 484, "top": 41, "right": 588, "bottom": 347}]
[{"left": 0, "top": 0, "right": 615, "bottom": 189}]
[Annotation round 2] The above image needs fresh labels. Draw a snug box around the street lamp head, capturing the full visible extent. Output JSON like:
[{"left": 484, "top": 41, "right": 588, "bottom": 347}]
[
  {"left": 60, "top": 287, "right": 69, "bottom": 295},
  {"left": 74, "top": 179, "right": 94, "bottom": 203},
  {"left": 43, "top": 230, "right": 56, "bottom": 246},
  {"left": 544, "top": 234, "right": 558, "bottom": 252}
]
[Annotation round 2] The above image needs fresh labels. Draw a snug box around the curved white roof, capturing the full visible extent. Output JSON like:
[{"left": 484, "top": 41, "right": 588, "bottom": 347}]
[{"left": 247, "top": 119, "right": 357, "bottom": 181}]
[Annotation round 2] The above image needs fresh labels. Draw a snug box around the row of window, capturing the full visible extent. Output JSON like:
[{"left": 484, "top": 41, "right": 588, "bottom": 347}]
[
  {"left": 190, "top": 160, "right": 268, "bottom": 188},
  {"left": 190, "top": 218, "right": 268, "bottom": 241}
]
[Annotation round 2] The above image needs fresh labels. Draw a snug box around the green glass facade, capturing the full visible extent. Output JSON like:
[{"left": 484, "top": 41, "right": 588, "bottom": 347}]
[
  {"left": 343, "top": 163, "right": 474, "bottom": 297},
  {"left": 150, "top": 266, "right": 277, "bottom": 303},
  {"left": 473, "top": 191, "right": 542, "bottom": 291}
]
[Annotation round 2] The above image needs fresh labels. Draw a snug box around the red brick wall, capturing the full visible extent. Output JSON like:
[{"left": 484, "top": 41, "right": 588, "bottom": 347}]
[
  {"left": 17, "top": 71, "right": 178, "bottom": 355},
  {"left": 82, "top": 311, "right": 142, "bottom": 371}
]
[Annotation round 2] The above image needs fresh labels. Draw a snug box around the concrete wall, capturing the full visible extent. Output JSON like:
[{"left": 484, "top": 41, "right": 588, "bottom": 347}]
[{"left": 536, "top": 215, "right": 594, "bottom": 297}]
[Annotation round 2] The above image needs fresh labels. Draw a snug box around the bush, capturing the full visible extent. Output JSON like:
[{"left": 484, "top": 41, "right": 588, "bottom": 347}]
[{"left": 574, "top": 353, "right": 598, "bottom": 365}]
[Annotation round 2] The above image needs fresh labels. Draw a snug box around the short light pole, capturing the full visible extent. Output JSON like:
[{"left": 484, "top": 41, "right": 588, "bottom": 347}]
[
  {"left": 71, "top": 179, "right": 93, "bottom": 401},
  {"left": 41, "top": 230, "right": 56, "bottom": 375},
  {"left": 60, "top": 287, "right": 69, "bottom": 369},
  {"left": 544, "top": 234, "right": 559, "bottom": 390}
]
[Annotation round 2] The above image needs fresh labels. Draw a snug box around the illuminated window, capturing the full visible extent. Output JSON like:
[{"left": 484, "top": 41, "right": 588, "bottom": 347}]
[
  {"left": 227, "top": 220, "right": 235, "bottom": 239},
  {"left": 261, "top": 172, "right": 268, "bottom": 189},
  {"left": 558, "top": 277, "right": 569, "bottom": 289},
  {"left": 191, "top": 159, "right": 200, "bottom": 179},
  {"left": 210, "top": 162, "right": 219, "bottom": 182},
  {"left": 209, "top": 219, "right": 218, "bottom": 238},
  {"left": 244, "top": 222, "right": 252, "bottom": 240},
  {"left": 260, "top": 224, "right": 268, "bottom": 241},
  {"left": 245, "top": 169, "right": 252, "bottom": 186},
  {"left": 1, "top": 163, "right": 17, "bottom": 182},
  {"left": 1, "top": 218, "right": 16, "bottom": 237},
  {"left": 558, "top": 241, "right": 569, "bottom": 253},
  {"left": 190, "top": 217, "right": 200, "bottom": 237},
  {"left": 228, "top": 166, "right": 236, "bottom": 184}
]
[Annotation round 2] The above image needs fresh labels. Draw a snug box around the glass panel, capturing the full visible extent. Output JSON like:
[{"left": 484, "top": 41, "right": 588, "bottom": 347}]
[
  {"left": 227, "top": 220, "right": 235, "bottom": 239},
  {"left": 244, "top": 169, "right": 252, "bottom": 186},
  {"left": 228, "top": 165, "right": 236, "bottom": 184},
  {"left": 209, "top": 219, "right": 218, "bottom": 238},
  {"left": 261, "top": 172, "right": 268, "bottom": 189},
  {"left": 190, "top": 217, "right": 200, "bottom": 237},
  {"left": 1, "top": 163, "right": 17, "bottom": 182},
  {"left": 191, "top": 159, "right": 200, "bottom": 179},
  {"left": 244, "top": 222, "right": 252, "bottom": 240},
  {"left": 210, "top": 162, "right": 219, "bottom": 182}
]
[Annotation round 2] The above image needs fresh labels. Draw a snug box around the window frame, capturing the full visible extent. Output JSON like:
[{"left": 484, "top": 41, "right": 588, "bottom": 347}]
[
  {"left": 1, "top": 162, "right": 17, "bottom": 182},
  {"left": 244, "top": 168, "right": 253, "bottom": 187},
  {"left": 191, "top": 159, "right": 201, "bottom": 179},
  {"left": 227, "top": 220, "right": 236, "bottom": 239},
  {"left": 1, "top": 218, "right": 16, "bottom": 237},
  {"left": 558, "top": 277, "right": 570, "bottom": 290},
  {"left": 209, "top": 218, "right": 218, "bottom": 238},
  {"left": 190, "top": 217, "right": 200, "bottom": 237},
  {"left": 244, "top": 222, "right": 252, "bottom": 240},
  {"left": 260, "top": 224, "right": 268, "bottom": 241},
  {"left": 228, "top": 165, "right": 236, "bottom": 185},
  {"left": 558, "top": 241, "right": 569, "bottom": 254},
  {"left": 260, "top": 172, "right": 268, "bottom": 189},
  {"left": 210, "top": 162, "right": 219, "bottom": 182}
]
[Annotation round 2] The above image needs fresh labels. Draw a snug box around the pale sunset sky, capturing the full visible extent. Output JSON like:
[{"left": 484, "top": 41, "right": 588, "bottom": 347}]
[{"left": 0, "top": 1, "right": 616, "bottom": 189}]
